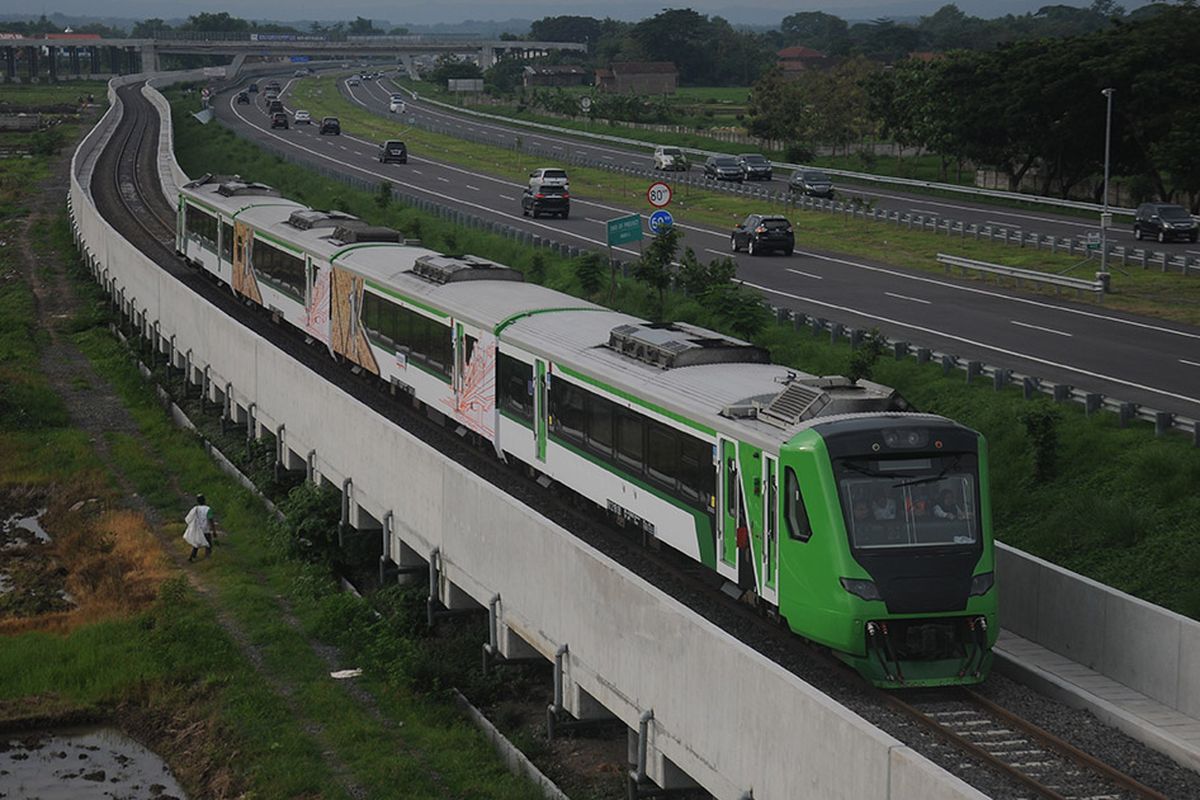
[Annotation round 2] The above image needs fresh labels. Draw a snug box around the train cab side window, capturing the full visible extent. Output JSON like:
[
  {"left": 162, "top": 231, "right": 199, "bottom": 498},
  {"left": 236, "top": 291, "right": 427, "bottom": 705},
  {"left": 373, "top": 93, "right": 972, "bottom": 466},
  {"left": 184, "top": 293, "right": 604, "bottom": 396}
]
[
  {"left": 784, "top": 467, "right": 813, "bottom": 542},
  {"left": 497, "top": 354, "right": 533, "bottom": 421},
  {"left": 185, "top": 204, "right": 218, "bottom": 251},
  {"left": 220, "top": 221, "right": 233, "bottom": 261},
  {"left": 552, "top": 381, "right": 586, "bottom": 441}
]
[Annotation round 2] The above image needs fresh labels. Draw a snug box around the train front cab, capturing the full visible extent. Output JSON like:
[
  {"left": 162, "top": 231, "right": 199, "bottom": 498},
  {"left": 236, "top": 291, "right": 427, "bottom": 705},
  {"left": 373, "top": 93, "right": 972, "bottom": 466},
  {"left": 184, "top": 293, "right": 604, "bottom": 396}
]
[{"left": 776, "top": 417, "right": 998, "bottom": 688}]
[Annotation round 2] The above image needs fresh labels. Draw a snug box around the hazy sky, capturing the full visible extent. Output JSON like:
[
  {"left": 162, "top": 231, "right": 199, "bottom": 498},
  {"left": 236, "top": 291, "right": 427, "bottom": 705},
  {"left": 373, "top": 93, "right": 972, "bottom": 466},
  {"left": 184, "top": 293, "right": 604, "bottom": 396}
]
[{"left": 3, "top": 0, "right": 1143, "bottom": 26}]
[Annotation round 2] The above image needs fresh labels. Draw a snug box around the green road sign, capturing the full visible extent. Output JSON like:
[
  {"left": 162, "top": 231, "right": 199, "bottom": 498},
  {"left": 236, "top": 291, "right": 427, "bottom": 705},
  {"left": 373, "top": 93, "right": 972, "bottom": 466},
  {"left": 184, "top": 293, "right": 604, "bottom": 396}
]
[{"left": 607, "top": 214, "right": 643, "bottom": 247}]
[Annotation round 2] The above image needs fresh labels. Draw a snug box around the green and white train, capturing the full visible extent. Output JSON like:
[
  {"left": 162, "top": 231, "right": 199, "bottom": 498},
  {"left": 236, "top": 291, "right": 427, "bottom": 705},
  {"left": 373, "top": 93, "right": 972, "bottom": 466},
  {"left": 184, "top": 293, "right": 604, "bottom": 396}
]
[{"left": 177, "top": 174, "right": 998, "bottom": 687}]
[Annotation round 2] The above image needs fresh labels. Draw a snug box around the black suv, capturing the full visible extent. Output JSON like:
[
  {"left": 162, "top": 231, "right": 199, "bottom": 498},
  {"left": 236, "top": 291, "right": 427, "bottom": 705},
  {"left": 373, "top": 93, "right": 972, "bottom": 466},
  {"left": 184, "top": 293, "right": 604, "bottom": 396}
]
[
  {"left": 521, "top": 185, "right": 570, "bottom": 219},
  {"left": 378, "top": 140, "right": 407, "bottom": 164},
  {"left": 789, "top": 170, "right": 834, "bottom": 198},
  {"left": 236, "top": 91, "right": 250, "bottom": 105},
  {"left": 704, "top": 155, "right": 745, "bottom": 182},
  {"left": 1133, "top": 203, "right": 1198, "bottom": 243},
  {"left": 270, "top": 112, "right": 289, "bottom": 129},
  {"left": 738, "top": 153, "right": 773, "bottom": 181},
  {"left": 267, "top": 99, "right": 284, "bottom": 114},
  {"left": 319, "top": 117, "right": 341, "bottom": 136},
  {"left": 730, "top": 214, "right": 794, "bottom": 256}
]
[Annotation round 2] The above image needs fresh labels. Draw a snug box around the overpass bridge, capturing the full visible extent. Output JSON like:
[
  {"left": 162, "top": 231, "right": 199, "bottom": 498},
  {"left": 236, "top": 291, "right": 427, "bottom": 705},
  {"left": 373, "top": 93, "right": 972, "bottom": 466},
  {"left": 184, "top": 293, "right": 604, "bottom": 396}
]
[{"left": 0, "top": 34, "right": 587, "bottom": 82}]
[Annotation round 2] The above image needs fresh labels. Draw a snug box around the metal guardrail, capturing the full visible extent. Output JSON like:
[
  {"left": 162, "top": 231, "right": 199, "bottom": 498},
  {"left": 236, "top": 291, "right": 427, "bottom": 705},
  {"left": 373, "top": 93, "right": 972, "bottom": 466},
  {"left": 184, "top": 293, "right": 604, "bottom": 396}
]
[
  {"left": 936, "top": 253, "right": 1107, "bottom": 301},
  {"left": 390, "top": 82, "right": 1143, "bottom": 217}
]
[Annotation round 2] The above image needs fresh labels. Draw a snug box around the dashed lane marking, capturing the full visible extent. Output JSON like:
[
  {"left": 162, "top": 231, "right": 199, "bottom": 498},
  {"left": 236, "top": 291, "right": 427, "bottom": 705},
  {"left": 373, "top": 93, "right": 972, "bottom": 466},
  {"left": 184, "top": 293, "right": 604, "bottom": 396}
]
[
  {"left": 1011, "top": 320, "right": 1072, "bottom": 337},
  {"left": 885, "top": 291, "right": 930, "bottom": 304},
  {"left": 787, "top": 268, "right": 825, "bottom": 281}
]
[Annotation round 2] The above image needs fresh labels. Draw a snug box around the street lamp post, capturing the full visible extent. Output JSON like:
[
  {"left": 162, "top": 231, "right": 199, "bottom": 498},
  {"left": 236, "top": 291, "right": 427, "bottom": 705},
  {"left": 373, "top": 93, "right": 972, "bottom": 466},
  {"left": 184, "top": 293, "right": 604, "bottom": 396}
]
[{"left": 1100, "top": 87, "right": 1115, "bottom": 276}]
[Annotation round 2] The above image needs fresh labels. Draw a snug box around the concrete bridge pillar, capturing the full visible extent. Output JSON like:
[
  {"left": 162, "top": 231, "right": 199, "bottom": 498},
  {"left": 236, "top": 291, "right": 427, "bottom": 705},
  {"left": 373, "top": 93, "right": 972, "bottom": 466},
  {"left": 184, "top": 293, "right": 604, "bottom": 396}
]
[
  {"left": 88, "top": 46, "right": 98, "bottom": 75},
  {"left": 24, "top": 46, "right": 37, "bottom": 81},
  {"left": 480, "top": 45, "right": 496, "bottom": 69},
  {"left": 69, "top": 46, "right": 80, "bottom": 77},
  {"left": 398, "top": 53, "right": 418, "bottom": 80},
  {"left": 141, "top": 43, "right": 158, "bottom": 73},
  {"left": 4, "top": 48, "right": 14, "bottom": 80}
]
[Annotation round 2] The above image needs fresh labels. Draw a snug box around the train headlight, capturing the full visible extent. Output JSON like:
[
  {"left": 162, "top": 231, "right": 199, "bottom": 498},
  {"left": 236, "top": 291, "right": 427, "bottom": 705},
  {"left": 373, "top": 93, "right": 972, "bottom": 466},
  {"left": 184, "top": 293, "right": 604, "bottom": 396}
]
[
  {"left": 881, "top": 428, "right": 928, "bottom": 449},
  {"left": 839, "top": 577, "right": 882, "bottom": 601},
  {"left": 969, "top": 572, "right": 995, "bottom": 597}
]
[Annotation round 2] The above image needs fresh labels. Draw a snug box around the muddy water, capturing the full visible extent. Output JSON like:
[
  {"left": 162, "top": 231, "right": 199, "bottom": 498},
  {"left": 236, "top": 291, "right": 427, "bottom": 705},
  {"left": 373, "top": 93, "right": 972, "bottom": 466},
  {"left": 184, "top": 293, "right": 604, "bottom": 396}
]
[
  {"left": 0, "top": 508, "right": 74, "bottom": 615},
  {"left": 0, "top": 726, "right": 188, "bottom": 799}
]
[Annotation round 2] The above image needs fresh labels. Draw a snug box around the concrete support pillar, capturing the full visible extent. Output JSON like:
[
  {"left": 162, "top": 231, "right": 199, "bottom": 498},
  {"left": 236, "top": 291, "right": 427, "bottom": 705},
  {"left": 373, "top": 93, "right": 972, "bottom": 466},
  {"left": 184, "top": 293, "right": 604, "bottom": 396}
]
[
  {"left": 141, "top": 43, "right": 157, "bottom": 73},
  {"left": 88, "top": 46, "right": 98, "bottom": 75},
  {"left": 47, "top": 46, "right": 57, "bottom": 81},
  {"left": 25, "top": 46, "right": 37, "bottom": 81},
  {"left": 4, "top": 48, "right": 14, "bottom": 80},
  {"left": 126, "top": 46, "right": 138, "bottom": 74},
  {"left": 69, "top": 46, "right": 79, "bottom": 76}
]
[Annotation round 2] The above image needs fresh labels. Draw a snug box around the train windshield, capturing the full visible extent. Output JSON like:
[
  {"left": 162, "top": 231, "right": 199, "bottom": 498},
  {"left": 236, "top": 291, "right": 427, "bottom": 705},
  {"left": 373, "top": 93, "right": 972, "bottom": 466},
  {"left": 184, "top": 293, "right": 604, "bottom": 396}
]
[{"left": 834, "top": 453, "right": 979, "bottom": 550}]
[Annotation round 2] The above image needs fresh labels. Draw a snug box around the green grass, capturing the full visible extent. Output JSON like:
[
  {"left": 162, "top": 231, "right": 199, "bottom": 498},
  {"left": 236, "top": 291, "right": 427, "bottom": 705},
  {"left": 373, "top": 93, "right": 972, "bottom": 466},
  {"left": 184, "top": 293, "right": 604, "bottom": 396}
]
[
  {"left": 0, "top": 80, "right": 108, "bottom": 108},
  {"left": 174, "top": 88, "right": 1200, "bottom": 620},
  {"left": 284, "top": 77, "right": 1200, "bottom": 325}
]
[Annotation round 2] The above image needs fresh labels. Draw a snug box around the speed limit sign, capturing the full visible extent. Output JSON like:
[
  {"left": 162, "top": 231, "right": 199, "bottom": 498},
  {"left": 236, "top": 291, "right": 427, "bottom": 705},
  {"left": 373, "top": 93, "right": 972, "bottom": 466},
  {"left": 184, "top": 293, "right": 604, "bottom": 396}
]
[{"left": 646, "top": 181, "right": 672, "bottom": 208}]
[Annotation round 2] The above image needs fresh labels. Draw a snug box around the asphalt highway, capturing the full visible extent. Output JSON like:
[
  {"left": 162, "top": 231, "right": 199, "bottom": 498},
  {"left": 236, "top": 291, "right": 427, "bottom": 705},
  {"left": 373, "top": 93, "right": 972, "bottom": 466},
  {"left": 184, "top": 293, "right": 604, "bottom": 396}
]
[
  {"left": 365, "top": 74, "right": 1200, "bottom": 256},
  {"left": 214, "top": 76, "right": 1200, "bottom": 421}
]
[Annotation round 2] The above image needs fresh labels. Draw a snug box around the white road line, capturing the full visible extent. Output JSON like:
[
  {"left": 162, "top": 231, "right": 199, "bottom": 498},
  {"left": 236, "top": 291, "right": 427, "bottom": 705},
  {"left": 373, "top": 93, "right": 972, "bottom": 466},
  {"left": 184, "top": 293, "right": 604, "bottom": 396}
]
[
  {"left": 436, "top": 176, "right": 449, "bottom": 183},
  {"left": 410, "top": 169, "right": 423, "bottom": 175},
  {"left": 884, "top": 291, "right": 929, "bottom": 304},
  {"left": 603, "top": 155, "right": 614, "bottom": 160},
  {"left": 784, "top": 268, "right": 824, "bottom": 280},
  {"left": 1011, "top": 320, "right": 1072, "bottom": 337},
  {"left": 740, "top": 280, "right": 1200, "bottom": 408},
  {"left": 791, "top": 249, "right": 1200, "bottom": 342},
  {"left": 585, "top": 218, "right": 607, "bottom": 225},
  {"left": 985, "top": 220, "right": 1019, "bottom": 228},
  {"left": 1181, "top": 359, "right": 1200, "bottom": 368},
  {"left": 466, "top": 184, "right": 480, "bottom": 191},
  {"left": 704, "top": 248, "right": 734, "bottom": 258},
  {"left": 552, "top": 145, "right": 563, "bottom": 150},
  {"left": 909, "top": 208, "right": 942, "bottom": 216},
  {"left": 499, "top": 194, "right": 516, "bottom": 201}
]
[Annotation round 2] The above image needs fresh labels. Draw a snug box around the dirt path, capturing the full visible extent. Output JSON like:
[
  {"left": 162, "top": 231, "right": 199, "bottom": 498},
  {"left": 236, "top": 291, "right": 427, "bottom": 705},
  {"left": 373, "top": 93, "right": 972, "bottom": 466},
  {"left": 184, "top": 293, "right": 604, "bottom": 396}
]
[{"left": 13, "top": 136, "right": 385, "bottom": 800}]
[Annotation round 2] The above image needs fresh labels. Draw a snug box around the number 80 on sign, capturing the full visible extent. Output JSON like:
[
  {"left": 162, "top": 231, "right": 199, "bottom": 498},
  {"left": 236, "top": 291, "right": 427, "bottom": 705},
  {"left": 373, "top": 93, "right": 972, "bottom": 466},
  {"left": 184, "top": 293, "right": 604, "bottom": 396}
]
[{"left": 646, "top": 181, "right": 672, "bottom": 208}]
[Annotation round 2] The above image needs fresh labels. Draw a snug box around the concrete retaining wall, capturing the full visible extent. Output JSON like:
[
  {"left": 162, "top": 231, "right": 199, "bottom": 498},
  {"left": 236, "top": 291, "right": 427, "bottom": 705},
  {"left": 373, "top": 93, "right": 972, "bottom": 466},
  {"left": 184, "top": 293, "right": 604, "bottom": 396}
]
[
  {"left": 66, "top": 71, "right": 996, "bottom": 799},
  {"left": 997, "top": 543, "right": 1200, "bottom": 718}
]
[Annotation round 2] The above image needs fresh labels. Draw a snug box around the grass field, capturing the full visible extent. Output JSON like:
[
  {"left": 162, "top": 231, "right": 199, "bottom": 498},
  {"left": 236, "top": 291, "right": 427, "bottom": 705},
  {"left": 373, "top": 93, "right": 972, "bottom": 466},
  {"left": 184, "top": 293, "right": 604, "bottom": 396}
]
[
  {"left": 285, "top": 76, "right": 1200, "bottom": 325},
  {"left": 175, "top": 89, "right": 1200, "bottom": 621}
]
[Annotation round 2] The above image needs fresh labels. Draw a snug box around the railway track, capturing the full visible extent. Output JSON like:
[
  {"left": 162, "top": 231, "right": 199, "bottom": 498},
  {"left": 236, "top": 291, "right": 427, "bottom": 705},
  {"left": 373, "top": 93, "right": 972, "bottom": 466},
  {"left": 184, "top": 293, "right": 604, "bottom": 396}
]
[
  {"left": 883, "top": 688, "right": 1169, "bottom": 800},
  {"left": 85, "top": 78, "right": 1198, "bottom": 800}
]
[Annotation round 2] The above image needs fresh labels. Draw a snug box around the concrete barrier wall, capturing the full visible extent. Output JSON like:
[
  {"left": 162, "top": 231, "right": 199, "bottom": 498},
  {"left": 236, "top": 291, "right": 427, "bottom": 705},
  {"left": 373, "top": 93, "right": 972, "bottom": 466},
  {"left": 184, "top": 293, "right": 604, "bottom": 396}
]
[
  {"left": 997, "top": 543, "right": 1200, "bottom": 718},
  {"left": 64, "top": 74, "right": 995, "bottom": 800}
]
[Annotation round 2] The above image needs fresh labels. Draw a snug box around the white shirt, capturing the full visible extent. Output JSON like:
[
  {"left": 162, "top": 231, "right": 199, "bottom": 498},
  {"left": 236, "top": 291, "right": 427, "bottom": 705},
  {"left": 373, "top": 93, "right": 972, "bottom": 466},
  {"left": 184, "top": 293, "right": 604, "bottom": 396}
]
[{"left": 183, "top": 504, "right": 213, "bottom": 548}]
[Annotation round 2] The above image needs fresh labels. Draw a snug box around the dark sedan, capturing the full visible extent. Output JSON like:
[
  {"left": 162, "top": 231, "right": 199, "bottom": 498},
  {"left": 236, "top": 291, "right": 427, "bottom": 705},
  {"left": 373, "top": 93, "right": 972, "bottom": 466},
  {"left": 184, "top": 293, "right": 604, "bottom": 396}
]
[
  {"left": 738, "top": 153, "right": 773, "bottom": 181},
  {"left": 790, "top": 169, "right": 834, "bottom": 198},
  {"left": 704, "top": 155, "right": 745, "bottom": 182},
  {"left": 730, "top": 214, "right": 794, "bottom": 256}
]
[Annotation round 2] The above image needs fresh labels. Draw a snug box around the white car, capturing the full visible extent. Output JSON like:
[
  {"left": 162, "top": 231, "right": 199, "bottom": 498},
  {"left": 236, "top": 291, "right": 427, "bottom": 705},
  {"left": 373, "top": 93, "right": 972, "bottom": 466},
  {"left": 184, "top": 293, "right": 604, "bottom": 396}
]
[
  {"left": 653, "top": 146, "right": 688, "bottom": 171},
  {"left": 294, "top": 110, "right": 312, "bottom": 125},
  {"left": 528, "top": 167, "right": 569, "bottom": 191},
  {"left": 389, "top": 95, "right": 406, "bottom": 113},
  {"left": 347, "top": 77, "right": 360, "bottom": 86}
]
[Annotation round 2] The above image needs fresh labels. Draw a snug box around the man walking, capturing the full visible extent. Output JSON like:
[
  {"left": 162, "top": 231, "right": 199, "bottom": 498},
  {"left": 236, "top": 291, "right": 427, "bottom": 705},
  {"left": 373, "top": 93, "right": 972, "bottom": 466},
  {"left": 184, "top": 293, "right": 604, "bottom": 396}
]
[{"left": 183, "top": 494, "right": 218, "bottom": 562}]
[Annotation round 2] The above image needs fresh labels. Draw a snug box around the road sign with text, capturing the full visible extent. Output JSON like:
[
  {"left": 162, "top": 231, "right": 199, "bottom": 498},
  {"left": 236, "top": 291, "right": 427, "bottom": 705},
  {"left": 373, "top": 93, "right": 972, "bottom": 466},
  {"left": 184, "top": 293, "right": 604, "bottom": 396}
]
[
  {"left": 646, "top": 181, "right": 672, "bottom": 208},
  {"left": 607, "top": 214, "right": 643, "bottom": 247}
]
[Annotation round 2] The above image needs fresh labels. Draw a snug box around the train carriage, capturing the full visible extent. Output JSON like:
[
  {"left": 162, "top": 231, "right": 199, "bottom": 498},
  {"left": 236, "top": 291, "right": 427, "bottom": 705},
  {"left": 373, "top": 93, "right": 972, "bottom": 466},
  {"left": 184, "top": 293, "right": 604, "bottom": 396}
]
[{"left": 176, "top": 175, "right": 998, "bottom": 687}]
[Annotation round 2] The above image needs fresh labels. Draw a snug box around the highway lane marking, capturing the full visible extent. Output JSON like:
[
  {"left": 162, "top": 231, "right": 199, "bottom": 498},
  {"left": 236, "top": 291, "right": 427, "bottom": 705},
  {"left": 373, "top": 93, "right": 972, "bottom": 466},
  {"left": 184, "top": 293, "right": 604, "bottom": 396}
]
[
  {"left": 552, "top": 145, "right": 563, "bottom": 150},
  {"left": 985, "top": 220, "right": 1020, "bottom": 228},
  {"left": 885, "top": 291, "right": 928, "bottom": 304},
  {"left": 585, "top": 218, "right": 607, "bottom": 225},
  {"left": 1181, "top": 359, "right": 1200, "bottom": 368},
  {"left": 790, "top": 249, "right": 1200, "bottom": 343},
  {"left": 1011, "top": 320, "right": 1071, "bottom": 337},
  {"left": 704, "top": 248, "right": 733, "bottom": 258},
  {"left": 909, "top": 208, "right": 942, "bottom": 216},
  {"left": 787, "top": 268, "right": 824, "bottom": 280},
  {"left": 225, "top": 96, "right": 645, "bottom": 262},
  {"left": 411, "top": 169, "right": 423, "bottom": 174},
  {"left": 603, "top": 155, "right": 614, "bottom": 160},
  {"left": 499, "top": 194, "right": 515, "bottom": 201},
  {"left": 466, "top": 185, "right": 480, "bottom": 191},
  {"left": 437, "top": 177, "right": 449, "bottom": 183},
  {"left": 740, "top": 280, "right": 1200, "bottom": 409}
]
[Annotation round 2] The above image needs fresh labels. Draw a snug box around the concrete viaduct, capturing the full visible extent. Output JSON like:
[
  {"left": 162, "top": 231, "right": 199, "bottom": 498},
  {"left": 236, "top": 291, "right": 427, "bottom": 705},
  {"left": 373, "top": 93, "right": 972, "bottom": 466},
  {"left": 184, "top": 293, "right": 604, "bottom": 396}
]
[{"left": 0, "top": 34, "right": 587, "bottom": 82}]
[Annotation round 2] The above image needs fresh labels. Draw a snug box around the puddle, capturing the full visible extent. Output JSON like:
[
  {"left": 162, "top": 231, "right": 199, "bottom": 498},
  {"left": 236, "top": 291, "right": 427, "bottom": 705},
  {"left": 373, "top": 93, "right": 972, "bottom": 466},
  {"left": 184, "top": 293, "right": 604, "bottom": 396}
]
[
  {"left": 0, "top": 726, "right": 188, "bottom": 799},
  {"left": 1, "top": 508, "right": 51, "bottom": 546}
]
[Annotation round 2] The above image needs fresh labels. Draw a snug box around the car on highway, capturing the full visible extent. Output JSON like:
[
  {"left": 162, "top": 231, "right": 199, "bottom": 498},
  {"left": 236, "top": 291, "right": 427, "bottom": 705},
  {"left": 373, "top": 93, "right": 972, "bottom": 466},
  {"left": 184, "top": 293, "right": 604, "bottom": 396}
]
[
  {"left": 378, "top": 139, "right": 408, "bottom": 164},
  {"left": 319, "top": 116, "right": 341, "bottom": 135},
  {"left": 347, "top": 77, "right": 361, "bottom": 86},
  {"left": 247, "top": 82, "right": 258, "bottom": 93},
  {"left": 653, "top": 146, "right": 688, "bottom": 171},
  {"left": 265, "top": 89, "right": 279, "bottom": 101},
  {"left": 738, "top": 153, "right": 773, "bottom": 181},
  {"left": 521, "top": 184, "right": 570, "bottom": 219},
  {"left": 1133, "top": 202, "right": 1198, "bottom": 243},
  {"left": 703, "top": 155, "right": 744, "bottom": 182},
  {"left": 236, "top": 91, "right": 250, "bottom": 105},
  {"left": 389, "top": 95, "right": 407, "bottom": 113},
  {"left": 268, "top": 99, "right": 284, "bottom": 114},
  {"left": 730, "top": 213, "right": 794, "bottom": 255},
  {"left": 528, "top": 167, "right": 569, "bottom": 190},
  {"left": 293, "top": 69, "right": 307, "bottom": 77},
  {"left": 265, "top": 80, "right": 281, "bottom": 91},
  {"left": 789, "top": 169, "right": 834, "bottom": 198},
  {"left": 270, "top": 112, "right": 289, "bottom": 130},
  {"left": 294, "top": 110, "right": 312, "bottom": 125}
]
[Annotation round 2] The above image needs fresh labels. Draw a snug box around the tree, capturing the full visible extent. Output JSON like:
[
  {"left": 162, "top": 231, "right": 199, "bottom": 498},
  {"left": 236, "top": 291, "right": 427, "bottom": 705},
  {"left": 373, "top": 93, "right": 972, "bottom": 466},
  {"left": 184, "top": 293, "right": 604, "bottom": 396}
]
[
  {"left": 427, "top": 54, "right": 483, "bottom": 86},
  {"left": 179, "top": 12, "right": 251, "bottom": 32},
  {"left": 574, "top": 252, "right": 606, "bottom": 295},
  {"left": 633, "top": 227, "right": 682, "bottom": 320},
  {"left": 529, "top": 15, "right": 606, "bottom": 45},
  {"left": 780, "top": 11, "right": 850, "bottom": 54},
  {"left": 131, "top": 18, "right": 170, "bottom": 38},
  {"left": 347, "top": 17, "right": 380, "bottom": 35},
  {"left": 847, "top": 329, "right": 888, "bottom": 383}
]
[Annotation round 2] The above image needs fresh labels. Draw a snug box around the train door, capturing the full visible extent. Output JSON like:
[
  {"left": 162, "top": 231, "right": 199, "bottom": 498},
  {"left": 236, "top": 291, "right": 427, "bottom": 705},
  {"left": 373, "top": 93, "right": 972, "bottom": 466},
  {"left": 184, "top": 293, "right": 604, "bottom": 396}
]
[
  {"left": 761, "top": 455, "right": 779, "bottom": 606},
  {"left": 533, "top": 359, "right": 548, "bottom": 462},
  {"left": 717, "top": 436, "right": 739, "bottom": 581}
]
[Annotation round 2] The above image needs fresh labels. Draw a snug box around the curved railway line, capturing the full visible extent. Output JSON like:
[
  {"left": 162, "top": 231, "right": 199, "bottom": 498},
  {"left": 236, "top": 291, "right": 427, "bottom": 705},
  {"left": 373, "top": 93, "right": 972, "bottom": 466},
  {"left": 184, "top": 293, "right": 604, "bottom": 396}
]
[{"left": 83, "top": 78, "right": 1200, "bottom": 800}]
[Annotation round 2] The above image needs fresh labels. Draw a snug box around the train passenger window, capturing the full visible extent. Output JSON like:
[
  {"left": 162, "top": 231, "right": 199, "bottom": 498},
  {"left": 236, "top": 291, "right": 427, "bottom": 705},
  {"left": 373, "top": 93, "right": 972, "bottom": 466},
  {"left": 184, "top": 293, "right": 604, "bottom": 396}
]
[
  {"left": 585, "top": 394, "right": 614, "bottom": 455},
  {"left": 497, "top": 354, "right": 533, "bottom": 421},
  {"left": 616, "top": 412, "right": 644, "bottom": 471},
  {"left": 220, "top": 221, "right": 233, "bottom": 261},
  {"left": 251, "top": 238, "right": 306, "bottom": 301},
  {"left": 554, "top": 382, "right": 586, "bottom": 440},
  {"left": 784, "top": 468, "right": 812, "bottom": 542},
  {"left": 464, "top": 334, "right": 477, "bottom": 366},
  {"left": 678, "top": 437, "right": 714, "bottom": 502},
  {"left": 362, "top": 292, "right": 398, "bottom": 348},
  {"left": 185, "top": 204, "right": 218, "bottom": 250},
  {"left": 646, "top": 422, "right": 678, "bottom": 488}
]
